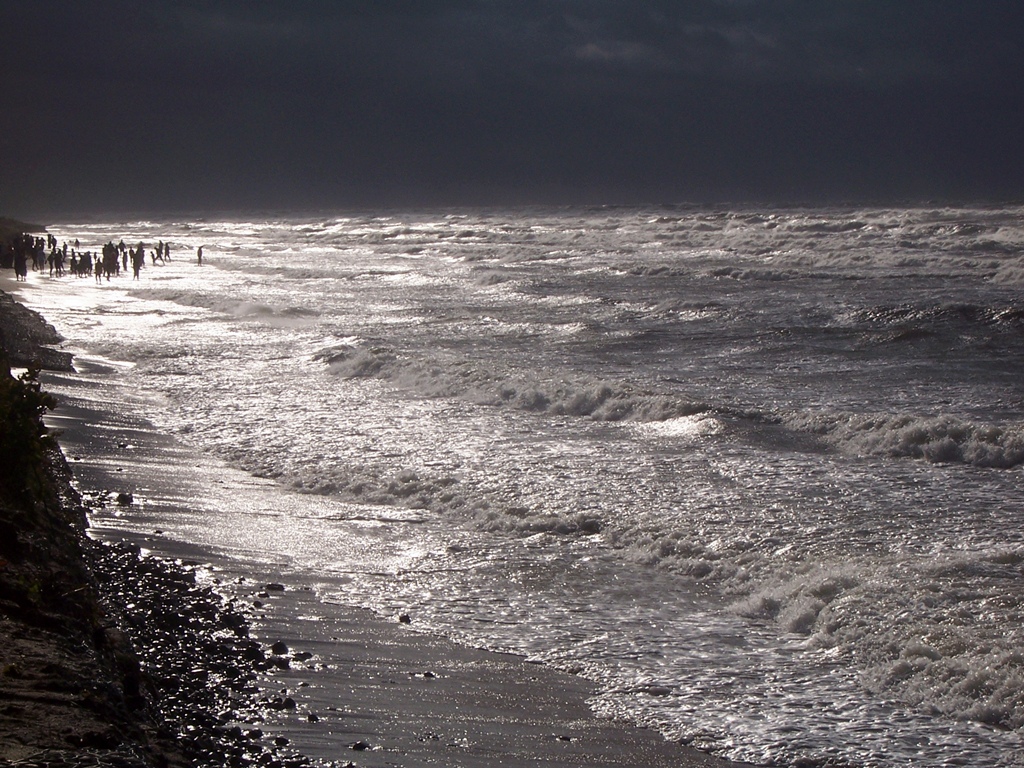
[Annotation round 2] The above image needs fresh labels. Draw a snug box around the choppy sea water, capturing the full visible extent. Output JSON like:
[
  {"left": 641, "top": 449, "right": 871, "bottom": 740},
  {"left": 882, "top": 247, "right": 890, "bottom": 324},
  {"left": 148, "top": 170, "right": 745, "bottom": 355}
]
[{"left": 18, "top": 205, "right": 1024, "bottom": 766}]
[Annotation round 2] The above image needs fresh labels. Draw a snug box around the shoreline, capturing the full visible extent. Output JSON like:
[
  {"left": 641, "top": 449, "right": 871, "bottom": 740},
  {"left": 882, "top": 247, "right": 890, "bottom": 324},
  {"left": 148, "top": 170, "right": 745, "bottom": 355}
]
[
  {"left": 1, "top": 280, "right": 754, "bottom": 767},
  {"left": 1, "top": 282, "right": 316, "bottom": 767}
]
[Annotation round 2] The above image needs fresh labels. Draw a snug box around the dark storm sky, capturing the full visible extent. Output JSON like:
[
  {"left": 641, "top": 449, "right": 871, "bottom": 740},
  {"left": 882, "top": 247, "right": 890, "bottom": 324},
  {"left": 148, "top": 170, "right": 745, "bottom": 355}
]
[{"left": 3, "top": 1, "right": 1023, "bottom": 216}]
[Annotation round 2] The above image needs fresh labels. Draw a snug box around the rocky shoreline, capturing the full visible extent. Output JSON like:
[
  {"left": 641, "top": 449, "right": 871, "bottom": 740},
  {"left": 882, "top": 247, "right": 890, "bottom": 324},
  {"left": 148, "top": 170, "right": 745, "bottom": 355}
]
[{"left": 0, "top": 289, "right": 321, "bottom": 768}]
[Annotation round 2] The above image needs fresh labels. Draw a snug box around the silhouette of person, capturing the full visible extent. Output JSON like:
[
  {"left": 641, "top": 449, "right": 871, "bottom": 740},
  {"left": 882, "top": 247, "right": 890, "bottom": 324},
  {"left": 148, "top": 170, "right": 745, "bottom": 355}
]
[
  {"left": 14, "top": 248, "right": 27, "bottom": 281},
  {"left": 132, "top": 248, "right": 144, "bottom": 279}
]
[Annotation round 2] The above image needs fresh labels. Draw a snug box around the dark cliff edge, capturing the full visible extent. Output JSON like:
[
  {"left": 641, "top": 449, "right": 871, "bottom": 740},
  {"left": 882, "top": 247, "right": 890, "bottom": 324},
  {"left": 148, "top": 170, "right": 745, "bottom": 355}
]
[
  {"left": 0, "top": 289, "right": 317, "bottom": 768},
  {"left": 0, "top": 219, "right": 45, "bottom": 240}
]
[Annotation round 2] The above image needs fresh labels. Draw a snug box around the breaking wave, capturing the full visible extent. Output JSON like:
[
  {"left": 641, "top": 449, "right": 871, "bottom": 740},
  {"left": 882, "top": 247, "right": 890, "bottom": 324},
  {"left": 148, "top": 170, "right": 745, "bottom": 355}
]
[
  {"left": 731, "top": 553, "right": 1024, "bottom": 730},
  {"left": 132, "top": 288, "right": 320, "bottom": 323},
  {"left": 852, "top": 303, "right": 1024, "bottom": 332},
  {"left": 314, "top": 344, "right": 707, "bottom": 422},
  {"left": 786, "top": 411, "right": 1024, "bottom": 468}
]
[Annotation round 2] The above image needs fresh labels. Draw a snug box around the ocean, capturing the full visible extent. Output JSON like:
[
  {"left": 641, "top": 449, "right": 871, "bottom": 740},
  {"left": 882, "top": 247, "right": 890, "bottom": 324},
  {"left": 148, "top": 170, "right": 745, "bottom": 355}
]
[{"left": 19, "top": 205, "right": 1024, "bottom": 766}]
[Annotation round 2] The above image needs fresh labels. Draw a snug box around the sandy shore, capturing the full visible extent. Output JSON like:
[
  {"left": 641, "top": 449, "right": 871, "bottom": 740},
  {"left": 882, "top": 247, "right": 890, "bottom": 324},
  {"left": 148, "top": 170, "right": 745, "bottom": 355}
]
[{"left": 2, "top": 272, "right": 753, "bottom": 767}]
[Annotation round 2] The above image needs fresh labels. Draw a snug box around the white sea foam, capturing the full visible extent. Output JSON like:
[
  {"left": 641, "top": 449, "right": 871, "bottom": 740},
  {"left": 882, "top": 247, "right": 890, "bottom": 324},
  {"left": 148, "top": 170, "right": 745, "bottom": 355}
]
[
  {"left": 992, "top": 257, "right": 1024, "bottom": 285},
  {"left": 787, "top": 410, "right": 1024, "bottom": 468},
  {"left": 634, "top": 414, "right": 723, "bottom": 439}
]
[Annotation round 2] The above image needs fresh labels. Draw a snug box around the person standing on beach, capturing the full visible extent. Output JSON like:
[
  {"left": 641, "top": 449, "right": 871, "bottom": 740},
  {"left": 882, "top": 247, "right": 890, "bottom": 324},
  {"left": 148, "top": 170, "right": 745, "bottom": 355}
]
[
  {"left": 197, "top": 246, "right": 203, "bottom": 265},
  {"left": 131, "top": 247, "right": 145, "bottom": 280},
  {"left": 13, "top": 245, "right": 27, "bottom": 281}
]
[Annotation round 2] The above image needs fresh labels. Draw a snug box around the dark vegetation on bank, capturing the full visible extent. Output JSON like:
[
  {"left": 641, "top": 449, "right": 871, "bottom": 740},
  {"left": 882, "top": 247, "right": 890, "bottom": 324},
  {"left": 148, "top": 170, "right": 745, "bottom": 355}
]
[{"left": 1, "top": 223, "right": 321, "bottom": 767}]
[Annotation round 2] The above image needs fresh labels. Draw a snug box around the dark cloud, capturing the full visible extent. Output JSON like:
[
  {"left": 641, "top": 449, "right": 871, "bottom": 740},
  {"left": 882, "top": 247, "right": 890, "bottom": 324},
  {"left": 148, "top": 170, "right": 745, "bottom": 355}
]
[{"left": 3, "top": 1, "right": 1023, "bottom": 216}]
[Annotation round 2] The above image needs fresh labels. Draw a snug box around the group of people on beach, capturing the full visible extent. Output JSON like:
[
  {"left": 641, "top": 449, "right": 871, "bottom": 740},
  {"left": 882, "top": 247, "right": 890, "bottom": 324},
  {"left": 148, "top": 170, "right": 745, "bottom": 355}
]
[
  {"left": 1, "top": 233, "right": 46, "bottom": 281},
  {"left": 1, "top": 233, "right": 203, "bottom": 282}
]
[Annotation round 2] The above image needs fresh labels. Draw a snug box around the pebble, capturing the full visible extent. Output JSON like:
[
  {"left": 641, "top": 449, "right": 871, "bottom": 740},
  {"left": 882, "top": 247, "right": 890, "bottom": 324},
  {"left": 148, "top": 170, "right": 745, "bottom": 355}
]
[{"left": 86, "top": 540, "right": 317, "bottom": 768}]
